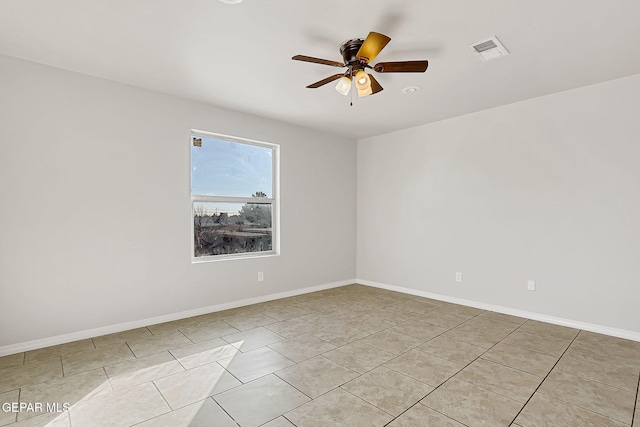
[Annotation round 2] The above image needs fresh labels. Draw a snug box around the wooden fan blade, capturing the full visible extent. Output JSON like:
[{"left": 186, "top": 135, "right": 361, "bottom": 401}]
[
  {"left": 373, "top": 60, "right": 429, "bottom": 73},
  {"left": 369, "top": 74, "right": 384, "bottom": 94},
  {"left": 292, "top": 55, "right": 344, "bottom": 68},
  {"left": 306, "top": 74, "right": 344, "bottom": 88},
  {"left": 356, "top": 32, "right": 391, "bottom": 63}
]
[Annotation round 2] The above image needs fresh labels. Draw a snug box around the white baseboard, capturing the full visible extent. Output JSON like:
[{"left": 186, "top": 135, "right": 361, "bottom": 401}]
[
  {"left": 0, "top": 279, "right": 355, "bottom": 357},
  {"left": 357, "top": 279, "right": 640, "bottom": 343},
  {"left": 4, "top": 277, "right": 638, "bottom": 356}
]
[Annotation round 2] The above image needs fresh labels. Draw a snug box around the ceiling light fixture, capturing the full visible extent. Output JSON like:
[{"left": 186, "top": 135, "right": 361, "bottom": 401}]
[
  {"left": 355, "top": 70, "right": 372, "bottom": 97},
  {"left": 219, "top": 0, "right": 243, "bottom": 4},
  {"left": 334, "top": 76, "right": 352, "bottom": 96},
  {"left": 401, "top": 85, "right": 421, "bottom": 94}
]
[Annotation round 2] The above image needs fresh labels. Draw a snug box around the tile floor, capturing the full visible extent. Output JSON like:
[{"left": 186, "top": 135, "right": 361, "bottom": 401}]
[{"left": 1, "top": 284, "right": 639, "bottom": 426}]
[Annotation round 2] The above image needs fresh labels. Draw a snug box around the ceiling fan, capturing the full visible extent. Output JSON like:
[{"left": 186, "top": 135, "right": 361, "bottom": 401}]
[{"left": 292, "top": 31, "right": 428, "bottom": 98}]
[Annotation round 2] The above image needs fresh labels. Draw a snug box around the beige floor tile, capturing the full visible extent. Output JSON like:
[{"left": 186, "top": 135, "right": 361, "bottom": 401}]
[
  {"left": 575, "top": 330, "right": 640, "bottom": 353},
  {"left": 25, "top": 340, "right": 94, "bottom": 363},
  {"left": 437, "top": 304, "right": 485, "bottom": 319},
  {"left": 568, "top": 339, "right": 640, "bottom": 369},
  {"left": 388, "top": 403, "right": 466, "bottom": 426},
  {"left": 191, "top": 310, "right": 237, "bottom": 325},
  {"left": 265, "top": 318, "right": 324, "bottom": 339},
  {"left": 501, "top": 331, "right": 571, "bottom": 357},
  {"left": 105, "top": 352, "right": 184, "bottom": 391},
  {"left": 291, "top": 300, "right": 339, "bottom": 313},
  {"left": 412, "top": 296, "right": 445, "bottom": 305},
  {"left": 222, "top": 326, "right": 284, "bottom": 351},
  {"left": 385, "top": 349, "right": 463, "bottom": 387},
  {"left": 369, "top": 307, "right": 419, "bottom": 323},
  {"left": 323, "top": 341, "right": 396, "bottom": 374},
  {"left": 463, "top": 317, "right": 520, "bottom": 335},
  {"left": 308, "top": 323, "right": 370, "bottom": 346},
  {"left": 284, "top": 388, "right": 392, "bottom": 427},
  {"left": 355, "top": 296, "right": 397, "bottom": 310},
  {"left": 69, "top": 382, "right": 170, "bottom": 426},
  {"left": 417, "top": 310, "right": 470, "bottom": 329},
  {"left": 262, "top": 416, "right": 296, "bottom": 427},
  {"left": 218, "top": 346, "right": 295, "bottom": 383},
  {"left": 334, "top": 314, "right": 396, "bottom": 334},
  {"left": 515, "top": 392, "right": 627, "bottom": 427},
  {"left": 215, "top": 374, "right": 309, "bottom": 427},
  {"left": 178, "top": 321, "right": 239, "bottom": 343},
  {"left": 91, "top": 328, "right": 152, "bottom": 348},
  {"left": 224, "top": 313, "right": 279, "bottom": 331},
  {"left": 61, "top": 342, "right": 135, "bottom": 376},
  {"left": 538, "top": 370, "right": 635, "bottom": 424},
  {"left": 251, "top": 299, "right": 292, "bottom": 311},
  {"left": 169, "top": 338, "right": 239, "bottom": 369},
  {"left": 18, "top": 368, "right": 112, "bottom": 421},
  {"left": 330, "top": 304, "right": 376, "bottom": 319},
  {"left": 393, "top": 299, "right": 440, "bottom": 314},
  {"left": 417, "top": 335, "right": 486, "bottom": 365},
  {"left": 341, "top": 366, "right": 433, "bottom": 416},
  {"left": 11, "top": 412, "right": 70, "bottom": 427},
  {"left": 147, "top": 317, "right": 199, "bottom": 335},
  {"left": 475, "top": 311, "right": 527, "bottom": 326},
  {"left": 126, "top": 330, "right": 192, "bottom": 358},
  {"left": 9, "top": 285, "right": 640, "bottom": 427},
  {"left": 154, "top": 362, "right": 241, "bottom": 409},
  {"left": 360, "top": 330, "right": 424, "bottom": 355},
  {"left": 517, "top": 320, "right": 580, "bottom": 341},
  {"left": 299, "top": 311, "right": 345, "bottom": 328},
  {"left": 262, "top": 306, "right": 309, "bottom": 321},
  {"left": 268, "top": 334, "right": 336, "bottom": 362},
  {"left": 0, "top": 353, "right": 24, "bottom": 370},
  {"left": 0, "top": 358, "right": 62, "bottom": 393},
  {"left": 0, "top": 389, "right": 19, "bottom": 425},
  {"left": 554, "top": 351, "right": 639, "bottom": 392},
  {"left": 481, "top": 342, "right": 558, "bottom": 377},
  {"left": 387, "top": 319, "right": 447, "bottom": 341},
  {"left": 275, "top": 356, "right": 358, "bottom": 398},
  {"left": 136, "top": 398, "right": 237, "bottom": 427},
  {"left": 455, "top": 359, "right": 542, "bottom": 403},
  {"left": 440, "top": 324, "right": 508, "bottom": 349},
  {"left": 422, "top": 377, "right": 522, "bottom": 427}
]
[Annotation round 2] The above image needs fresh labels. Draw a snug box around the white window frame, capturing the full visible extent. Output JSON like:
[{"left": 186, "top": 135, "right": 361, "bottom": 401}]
[{"left": 190, "top": 129, "right": 280, "bottom": 263}]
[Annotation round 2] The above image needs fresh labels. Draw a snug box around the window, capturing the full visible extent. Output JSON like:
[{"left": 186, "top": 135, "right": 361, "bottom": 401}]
[{"left": 191, "top": 131, "right": 279, "bottom": 261}]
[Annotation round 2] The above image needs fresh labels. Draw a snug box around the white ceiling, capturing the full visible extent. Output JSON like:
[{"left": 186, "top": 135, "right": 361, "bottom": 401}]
[{"left": 1, "top": 0, "right": 639, "bottom": 139}]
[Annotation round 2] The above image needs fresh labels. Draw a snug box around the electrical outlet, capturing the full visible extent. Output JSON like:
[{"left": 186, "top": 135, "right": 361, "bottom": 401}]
[
  {"left": 455, "top": 272, "right": 463, "bottom": 283},
  {"left": 258, "top": 272, "right": 264, "bottom": 282},
  {"left": 527, "top": 280, "right": 535, "bottom": 291}
]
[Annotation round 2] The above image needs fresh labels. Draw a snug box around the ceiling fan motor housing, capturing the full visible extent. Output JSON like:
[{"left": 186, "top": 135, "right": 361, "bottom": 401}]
[{"left": 340, "top": 39, "right": 366, "bottom": 66}]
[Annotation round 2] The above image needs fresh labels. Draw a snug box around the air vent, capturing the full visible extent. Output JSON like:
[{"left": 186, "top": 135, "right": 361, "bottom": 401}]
[{"left": 468, "top": 36, "right": 509, "bottom": 61}]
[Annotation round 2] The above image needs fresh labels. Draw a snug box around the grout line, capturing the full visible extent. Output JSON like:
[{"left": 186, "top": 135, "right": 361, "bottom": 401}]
[
  {"left": 382, "top": 315, "right": 551, "bottom": 426},
  {"left": 151, "top": 381, "right": 173, "bottom": 411},
  {"left": 507, "top": 332, "right": 580, "bottom": 424},
  {"left": 632, "top": 375, "right": 639, "bottom": 426},
  {"left": 212, "top": 395, "right": 242, "bottom": 426}
]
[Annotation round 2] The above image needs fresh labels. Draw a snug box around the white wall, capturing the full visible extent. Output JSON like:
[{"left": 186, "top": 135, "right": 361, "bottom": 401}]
[
  {"left": 0, "top": 54, "right": 357, "bottom": 348},
  {"left": 358, "top": 74, "right": 640, "bottom": 334}
]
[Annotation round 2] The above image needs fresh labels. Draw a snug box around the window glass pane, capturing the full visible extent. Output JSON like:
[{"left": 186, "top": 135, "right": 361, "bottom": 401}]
[
  {"left": 192, "top": 136, "right": 273, "bottom": 198},
  {"left": 193, "top": 201, "right": 272, "bottom": 257}
]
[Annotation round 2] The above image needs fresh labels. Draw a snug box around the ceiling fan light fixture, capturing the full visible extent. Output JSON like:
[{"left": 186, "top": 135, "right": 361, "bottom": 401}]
[
  {"left": 335, "top": 76, "right": 352, "bottom": 96},
  {"left": 355, "top": 70, "right": 372, "bottom": 97}
]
